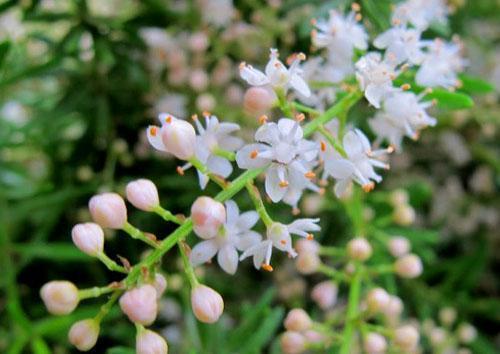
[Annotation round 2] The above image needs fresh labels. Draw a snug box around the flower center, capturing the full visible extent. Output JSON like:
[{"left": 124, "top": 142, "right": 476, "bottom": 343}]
[{"left": 274, "top": 142, "right": 295, "bottom": 164}]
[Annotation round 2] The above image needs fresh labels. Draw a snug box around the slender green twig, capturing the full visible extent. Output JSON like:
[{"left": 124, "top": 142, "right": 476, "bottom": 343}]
[
  {"left": 246, "top": 181, "right": 273, "bottom": 227},
  {"left": 152, "top": 205, "right": 183, "bottom": 225},
  {"left": 178, "top": 242, "right": 199, "bottom": 287},
  {"left": 339, "top": 265, "right": 362, "bottom": 354},
  {"left": 79, "top": 285, "right": 116, "bottom": 300},
  {"left": 96, "top": 252, "right": 128, "bottom": 273},
  {"left": 122, "top": 222, "right": 159, "bottom": 248}
]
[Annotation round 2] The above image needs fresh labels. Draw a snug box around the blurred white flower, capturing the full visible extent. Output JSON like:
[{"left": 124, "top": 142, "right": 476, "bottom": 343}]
[
  {"left": 392, "top": 0, "right": 448, "bottom": 31},
  {"left": 374, "top": 26, "right": 426, "bottom": 65}
]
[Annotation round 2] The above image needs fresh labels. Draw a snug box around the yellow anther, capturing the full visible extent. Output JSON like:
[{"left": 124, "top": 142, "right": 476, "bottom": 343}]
[
  {"left": 250, "top": 150, "right": 258, "bottom": 159},
  {"left": 261, "top": 264, "right": 274, "bottom": 272},
  {"left": 279, "top": 180, "right": 289, "bottom": 188},
  {"left": 305, "top": 171, "right": 316, "bottom": 179},
  {"left": 259, "top": 115, "right": 268, "bottom": 125},
  {"left": 149, "top": 126, "right": 157, "bottom": 137}
]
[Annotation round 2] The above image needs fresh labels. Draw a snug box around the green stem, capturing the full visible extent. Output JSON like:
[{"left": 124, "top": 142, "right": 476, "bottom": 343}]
[
  {"left": 178, "top": 242, "right": 199, "bottom": 287},
  {"left": 339, "top": 266, "right": 362, "bottom": 354},
  {"left": 213, "top": 147, "right": 236, "bottom": 161},
  {"left": 292, "top": 102, "right": 320, "bottom": 116},
  {"left": 189, "top": 157, "right": 228, "bottom": 189},
  {"left": 277, "top": 88, "right": 293, "bottom": 117},
  {"left": 152, "top": 205, "right": 183, "bottom": 225},
  {"left": 245, "top": 182, "right": 273, "bottom": 227},
  {"left": 122, "top": 222, "right": 159, "bottom": 248},
  {"left": 317, "top": 125, "right": 347, "bottom": 157},
  {"left": 319, "top": 246, "right": 346, "bottom": 257},
  {"left": 79, "top": 285, "right": 115, "bottom": 300},
  {"left": 94, "top": 290, "right": 122, "bottom": 323},
  {"left": 96, "top": 252, "right": 128, "bottom": 273},
  {"left": 318, "top": 264, "right": 350, "bottom": 283}
]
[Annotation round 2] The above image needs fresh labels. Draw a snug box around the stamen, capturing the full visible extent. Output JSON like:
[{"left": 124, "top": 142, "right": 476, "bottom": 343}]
[
  {"left": 292, "top": 207, "right": 300, "bottom": 215},
  {"left": 176, "top": 166, "right": 185, "bottom": 176},
  {"left": 250, "top": 150, "right": 258, "bottom": 159},
  {"left": 165, "top": 115, "right": 172, "bottom": 124},
  {"left": 320, "top": 141, "right": 327, "bottom": 152},
  {"left": 400, "top": 63, "right": 410, "bottom": 72},
  {"left": 191, "top": 114, "right": 198, "bottom": 121},
  {"left": 351, "top": 2, "right": 361, "bottom": 11},
  {"left": 202, "top": 111, "right": 211, "bottom": 117},
  {"left": 259, "top": 115, "right": 268, "bottom": 125},
  {"left": 239, "top": 62, "right": 246, "bottom": 70},
  {"left": 310, "top": 18, "right": 317, "bottom": 26},
  {"left": 280, "top": 239, "right": 287, "bottom": 245},
  {"left": 261, "top": 264, "right": 273, "bottom": 272},
  {"left": 295, "top": 113, "right": 305, "bottom": 122},
  {"left": 318, "top": 188, "right": 326, "bottom": 196},
  {"left": 279, "top": 180, "right": 289, "bottom": 188},
  {"left": 392, "top": 18, "right": 401, "bottom": 26},
  {"left": 387, "top": 145, "right": 395, "bottom": 154},
  {"left": 305, "top": 171, "right": 316, "bottom": 179},
  {"left": 297, "top": 53, "right": 306, "bottom": 61},
  {"left": 306, "top": 233, "right": 314, "bottom": 240},
  {"left": 355, "top": 13, "right": 362, "bottom": 21},
  {"left": 149, "top": 126, "right": 157, "bottom": 136},
  {"left": 401, "top": 83, "right": 411, "bottom": 90},
  {"left": 362, "top": 181, "right": 375, "bottom": 192}
]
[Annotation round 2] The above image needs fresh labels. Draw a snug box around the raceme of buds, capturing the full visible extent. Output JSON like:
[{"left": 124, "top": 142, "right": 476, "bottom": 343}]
[
  {"left": 395, "top": 254, "right": 423, "bottom": 278},
  {"left": 284, "top": 309, "right": 312, "bottom": 332},
  {"left": 311, "top": 281, "right": 338, "bottom": 310},
  {"left": 71, "top": 223, "right": 104, "bottom": 256},
  {"left": 40, "top": 281, "right": 79, "bottom": 315},
  {"left": 387, "top": 236, "right": 410, "bottom": 258},
  {"left": 136, "top": 329, "right": 169, "bottom": 354},
  {"left": 243, "top": 86, "right": 276, "bottom": 116},
  {"left": 160, "top": 116, "right": 196, "bottom": 160},
  {"left": 280, "top": 331, "right": 306, "bottom": 354},
  {"left": 366, "top": 287, "right": 390, "bottom": 313},
  {"left": 347, "top": 237, "right": 372, "bottom": 261},
  {"left": 68, "top": 319, "right": 100, "bottom": 352},
  {"left": 119, "top": 284, "right": 158, "bottom": 325},
  {"left": 191, "top": 196, "right": 226, "bottom": 239},
  {"left": 191, "top": 284, "right": 224, "bottom": 323},
  {"left": 363, "top": 332, "right": 387, "bottom": 354},
  {"left": 394, "top": 325, "right": 420, "bottom": 351},
  {"left": 88, "top": 193, "right": 128, "bottom": 229},
  {"left": 126, "top": 179, "right": 160, "bottom": 211}
]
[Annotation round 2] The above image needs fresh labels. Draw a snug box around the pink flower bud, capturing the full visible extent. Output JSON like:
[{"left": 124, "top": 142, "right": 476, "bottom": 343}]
[
  {"left": 160, "top": 116, "right": 196, "bottom": 160},
  {"left": 189, "top": 69, "right": 209, "bottom": 91},
  {"left": 429, "top": 327, "right": 447, "bottom": 346},
  {"left": 457, "top": 323, "right": 477, "bottom": 344},
  {"left": 295, "top": 252, "right": 320, "bottom": 275},
  {"left": 153, "top": 273, "right": 168, "bottom": 299},
  {"left": 303, "top": 329, "right": 324, "bottom": 344},
  {"left": 191, "top": 197, "right": 226, "bottom": 239},
  {"left": 188, "top": 32, "right": 208, "bottom": 52},
  {"left": 68, "top": 319, "right": 100, "bottom": 351},
  {"left": 71, "top": 223, "right": 104, "bottom": 256},
  {"left": 243, "top": 87, "right": 276, "bottom": 116},
  {"left": 311, "top": 281, "right": 338, "bottom": 310},
  {"left": 363, "top": 332, "right": 387, "bottom": 354},
  {"left": 295, "top": 239, "right": 320, "bottom": 255},
  {"left": 387, "top": 236, "right": 410, "bottom": 258},
  {"left": 393, "top": 205, "right": 415, "bottom": 225},
  {"left": 395, "top": 254, "right": 423, "bottom": 278},
  {"left": 136, "top": 329, "right": 168, "bottom": 354},
  {"left": 40, "top": 281, "right": 79, "bottom": 315},
  {"left": 347, "top": 237, "right": 372, "bottom": 261},
  {"left": 390, "top": 189, "right": 408, "bottom": 206},
  {"left": 126, "top": 179, "right": 160, "bottom": 211},
  {"left": 119, "top": 284, "right": 158, "bottom": 325},
  {"left": 382, "top": 295, "right": 403, "bottom": 320},
  {"left": 439, "top": 307, "right": 457, "bottom": 326},
  {"left": 366, "top": 288, "right": 390, "bottom": 313},
  {"left": 394, "top": 325, "right": 419, "bottom": 351},
  {"left": 280, "top": 331, "right": 306, "bottom": 354},
  {"left": 284, "top": 309, "right": 312, "bottom": 332},
  {"left": 191, "top": 284, "right": 224, "bottom": 323},
  {"left": 88, "top": 193, "right": 127, "bottom": 229}
]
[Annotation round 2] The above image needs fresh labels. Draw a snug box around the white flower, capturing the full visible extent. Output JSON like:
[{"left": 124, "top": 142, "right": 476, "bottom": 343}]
[
  {"left": 369, "top": 91, "right": 436, "bottom": 150},
  {"left": 190, "top": 200, "right": 261, "bottom": 274},
  {"left": 236, "top": 118, "right": 320, "bottom": 205},
  {"left": 416, "top": 39, "right": 466, "bottom": 89},
  {"left": 239, "top": 49, "right": 311, "bottom": 97},
  {"left": 392, "top": 0, "right": 448, "bottom": 31},
  {"left": 374, "top": 26, "right": 426, "bottom": 65},
  {"left": 239, "top": 219, "right": 320, "bottom": 271},
  {"left": 355, "top": 52, "right": 399, "bottom": 108},
  {"left": 199, "top": 0, "right": 234, "bottom": 28},
  {"left": 322, "top": 129, "right": 392, "bottom": 197},
  {"left": 312, "top": 10, "right": 368, "bottom": 58}
]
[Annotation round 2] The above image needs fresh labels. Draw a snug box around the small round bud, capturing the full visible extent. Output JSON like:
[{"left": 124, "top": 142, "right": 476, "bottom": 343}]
[
  {"left": 393, "top": 205, "right": 416, "bottom": 226},
  {"left": 295, "top": 239, "right": 320, "bottom": 255},
  {"left": 394, "top": 325, "right": 419, "bottom": 351},
  {"left": 196, "top": 93, "right": 216, "bottom": 112},
  {"left": 395, "top": 254, "right": 423, "bottom": 278},
  {"left": 439, "top": 307, "right": 457, "bottom": 326},
  {"left": 153, "top": 273, "right": 168, "bottom": 299},
  {"left": 40, "top": 281, "right": 79, "bottom": 315},
  {"left": 303, "top": 329, "right": 324, "bottom": 344},
  {"left": 68, "top": 319, "right": 100, "bottom": 351},
  {"left": 136, "top": 329, "right": 168, "bottom": 354},
  {"left": 280, "top": 331, "right": 306, "bottom": 354},
  {"left": 119, "top": 284, "right": 158, "bottom": 325},
  {"left": 160, "top": 116, "right": 196, "bottom": 160},
  {"left": 243, "top": 87, "right": 276, "bottom": 116},
  {"left": 126, "top": 179, "right": 160, "bottom": 211},
  {"left": 188, "top": 32, "right": 208, "bottom": 52},
  {"left": 311, "top": 281, "right": 338, "bottom": 310},
  {"left": 347, "top": 237, "right": 372, "bottom": 261},
  {"left": 383, "top": 295, "right": 403, "bottom": 320},
  {"left": 191, "top": 285, "right": 224, "bottom": 323},
  {"left": 284, "top": 309, "right": 312, "bottom": 332},
  {"left": 189, "top": 69, "right": 209, "bottom": 91},
  {"left": 88, "top": 193, "right": 127, "bottom": 229},
  {"left": 366, "top": 288, "right": 390, "bottom": 313},
  {"left": 363, "top": 332, "right": 387, "bottom": 354},
  {"left": 71, "top": 223, "right": 104, "bottom": 256},
  {"left": 295, "top": 252, "right": 321, "bottom": 275},
  {"left": 429, "top": 327, "right": 447, "bottom": 346},
  {"left": 390, "top": 189, "right": 408, "bottom": 206},
  {"left": 387, "top": 236, "right": 410, "bottom": 258},
  {"left": 457, "top": 323, "right": 477, "bottom": 344},
  {"left": 191, "top": 197, "right": 226, "bottom": 239}
]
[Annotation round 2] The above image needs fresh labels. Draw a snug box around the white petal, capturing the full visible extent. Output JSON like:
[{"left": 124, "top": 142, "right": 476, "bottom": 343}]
[
  {"left": 354, "top": 129, "right": 372, "bottom": 153},
  {"left": 225, "top": 200, "right": 239, "bottom": 225},
  {"left": 334, "top": 179, "right": 351, "bottom": 198},
  {"left": 265, "top": 165, "right": 287, "bottom": 202},
  {"left": 290, "top": 74, "right": 311, "bottom": 97},
  {"left": 236, "top": 211, "right": 259, "bottom": 231},
  {"left": 277, "top": 118, "right": 303, "bottom": 141},
  {"left": 255, "top": 122, "right": 280, "bottom": 145},
  {"left": 236, "top": 231, "right": 262, "bottom": 251},
  {"left": 217, "top": 245, "right": 239, "bottom": 274},
  {"left": 236, "top": 144, "right": 271, "bottom": 169},
  {"left": 327, "top": 159, "right": 355, "bottom": 179},
  {"left": 207, "top": 155, "right": 233, "bottom": 178},
  {"left": 146, "top": 125, "right": 167, "bottom": 152},
  {"left": 219, "top": 136, "right": 244, "bottom": 152},
  {"left": 365, "top": 83, "right": 386, "bottom": 108},
  {"left": 216, "top": 122, "right": 240, "bottom": 136},
  {"left": 197, "top": 170, "right": 209, "bottom": 189},
  {"left": 240, "top": 65, "right": 270, "bottom": 86},
  {"left": 343, "top": 131, "right": 364, "bottom": 157},
  {"left": 190, "top": 240, "right": 218, "bottom": 266}
]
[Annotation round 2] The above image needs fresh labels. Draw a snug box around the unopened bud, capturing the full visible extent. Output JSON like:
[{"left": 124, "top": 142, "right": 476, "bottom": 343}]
[
  {"left": 126, "top": 179, "right": 160, "bottom": 211},
  {"left": 295, "top": 239, "right": 320, "bottom": 255},
  {"left": 284, "top": 309, "right": 312, "bottom": 332},
  {"left": 347, "top": 237, "right": 372, "bottom": 261},
  {"left": 303, "top": 329, "right": 324, "bottom": 343},
  {"left": 311, "top": 281, "right": 338, "bottom": 310},
  {"left": 243, "top": 87, "right": 276, "bottom": 116},
  {"left": 439, "top": 307, "right": 457, "bottom": 326},
  {"left": 366, "top": 288, "right": 390, "bottom": 313},
  {"left": 295, "top": 252, "right": 321, "bottom": 274},
  {"left": 387, "top": 236, "right": 410, "bottom": 258},
  {"left": 160, "top": 116, "right": 196, "bottom": 160},
  {"left": 136, "top": 329, "right": 168, "bottom": 354},
  {"left": 383, "top": 295, "right": 403, "bottom": 320},
  {"left": 390, "top": 189, "right": 408, "bottom": 206},
  {"left": 119, "top": 284, "right": 158, "bottom": 325},
  {"left": 68, "top": 319, "right": 100, "bottom": 351},
  {"left": 71, "top": 223, "right": 104, "bottom": 256},
  {"left": 457, "top": 323, "right": 477, "bottom": 344},
  {"left": 280, "top": 331, "right": 306, "bottom": 354},
  {"left": 88, "top": 193, "right": 127, "bottom": 229},
  {"left": 191, "top": 197, "right": 226, "bottom": 239},
  {"left": 363, "top": 332, "right": 387, "bottom": 354},
  {"left": 191, "top": 284, "right": 224, "bottom": 323},
  {"left": 429, "top": 327, "right": 447, "bottom": 346},
  {"left": 393, "top": 205, "right": 415, "bottom": 226},
  {"left": 395, "top": 254, "right": 423, "bottom": 278},
  {"left": 153, "top": 273, "right": 168, "bottom": 299},
  {"left": 189, "top": 69, "right": 209, "bottom": 91},
  {"left": 40, "top": 281, "right": 79, "bottom": 315},
  {"left": 394, "top": 325, "right": 419, "bottom": 351}
]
